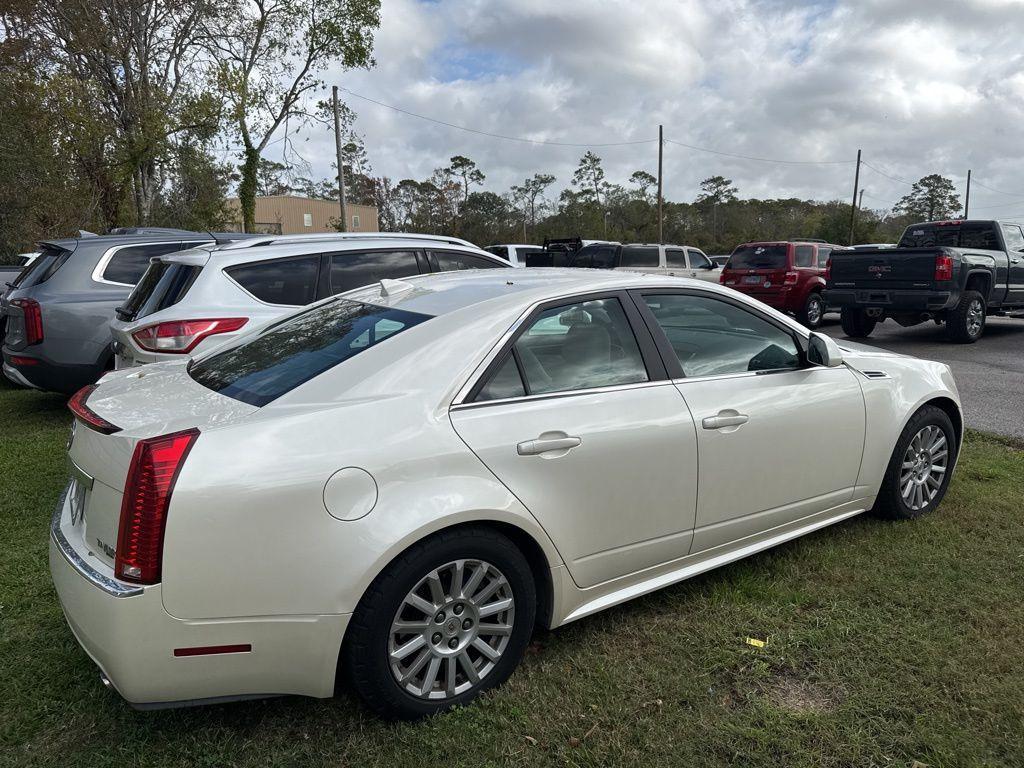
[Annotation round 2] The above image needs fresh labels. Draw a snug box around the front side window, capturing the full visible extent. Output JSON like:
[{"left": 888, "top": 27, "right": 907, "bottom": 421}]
[
  {"left": 817, "top": 246, "right": 832, "bottom": 267},
  {"left": 619, "top": 245, "right": 659, "bottom": 268},
  {"left": 571, "top": 244, "right": 617, "bottom": 269},
  {"left": 666, "top": 248, "right": 687, "bottom": 268},
  {"left": 485, "top": 246, "right": 510, "bottom": 261},
  {"left": 189, "top": 299, "right": 431, "bottom": 406},
  {"left": 330, "top": 250, "right": 419, "bottom": 295},
  {"left": 1001, "top": 224, "right": 1024, "bottom": 252},
  {"left": 688, "top": 250, "right": 713, "bottom": 269},
  {"left": 102, "top": 242, "right": 189, "bottom": 285},
  {"left": 227, "top": 255, "right": 320, "bottom": 305},
  {"left": 794, "top": 245, "right": 814, "bottom": 268},
  {"left": 432, "top": 250, "right": 504, "bottom": 271},
  {"left": 642, "top": 293, "right": 801, "bottom": 377},
  {"left": 475, "top": 297, "right": 648, "bottom": 401}
]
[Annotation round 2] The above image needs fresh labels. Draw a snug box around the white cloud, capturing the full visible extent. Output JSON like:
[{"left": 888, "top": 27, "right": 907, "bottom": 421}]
[{"left": 269, "top": 0, "right": 1024, "bottom": 217}]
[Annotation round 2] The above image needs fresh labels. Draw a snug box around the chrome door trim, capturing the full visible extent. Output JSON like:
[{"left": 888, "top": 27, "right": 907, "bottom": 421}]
[
  {"left": 451, "top": 379, "right": 677, "bottom": 412},
  {"left": 51, "top": 483, "right": 143, "bottom": 598}
]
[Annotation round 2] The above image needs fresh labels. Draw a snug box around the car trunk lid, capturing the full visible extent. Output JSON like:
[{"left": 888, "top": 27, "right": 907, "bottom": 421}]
[{"left": 65, "top": 363, "right": 257, "bottom": 569}]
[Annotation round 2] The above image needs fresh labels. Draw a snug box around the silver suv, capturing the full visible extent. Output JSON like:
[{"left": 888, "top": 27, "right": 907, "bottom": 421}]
[{"left": 109, "top": 235, "right": 508, "bottom": 366}]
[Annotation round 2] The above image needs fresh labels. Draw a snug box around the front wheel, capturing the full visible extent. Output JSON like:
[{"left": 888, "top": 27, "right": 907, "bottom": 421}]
[
  {"left": 872, "top": 405, "right": 957, "bottom": 520},
  {"left": 946, "top": 290, "right": 985, "bottom": 343},
  {"left": 840, "top": 307, "right": 877, "bottom": 338},
  {"left": 797, "top": 292, "right": 825, "bottom": 329},
  {"left": 341, "top": 527, "right": 536, "bottom": 719}
]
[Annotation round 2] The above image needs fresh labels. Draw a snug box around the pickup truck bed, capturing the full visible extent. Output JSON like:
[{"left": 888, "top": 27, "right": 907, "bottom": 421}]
[{"left": 825, "top": 220, "right": 1024, "bottom": 343}]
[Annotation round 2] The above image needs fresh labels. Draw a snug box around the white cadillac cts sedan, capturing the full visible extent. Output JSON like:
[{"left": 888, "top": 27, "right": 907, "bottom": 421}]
[{"left": 51, "top": 269, "right": 962, "bottom": 719}]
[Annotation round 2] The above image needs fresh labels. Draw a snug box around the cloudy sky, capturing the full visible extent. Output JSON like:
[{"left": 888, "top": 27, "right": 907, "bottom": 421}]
[{"left": 276, "top": 0, "right": 1024, "bottom": 215}]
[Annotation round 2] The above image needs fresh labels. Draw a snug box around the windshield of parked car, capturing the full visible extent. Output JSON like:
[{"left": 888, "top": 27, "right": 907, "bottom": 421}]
[
  {"left": 189, "top": 299, "right": 432, "bottom": 406},
  {"left": 898, "top": 222, "right": 1001, "bottom": 249},
  {"left": 727, "top": 244, "right": 788, "bottom": 270}
]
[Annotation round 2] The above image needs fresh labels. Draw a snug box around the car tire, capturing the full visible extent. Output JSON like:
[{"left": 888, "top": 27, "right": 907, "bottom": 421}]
[
  {"left": 945, "top": 290, "right": 985, "bottom": 343},
  {"left": 840, "top": 307, "right": 876, "bottom": 338},
  {"left": 341, "top": 526, "right": 536, "bottom": 720},
  {"left": 797, "top": 291, "right": 825, "bottom": 329},
  {"left": 872, "top": 405, "right": 957, "bottom": 520}
]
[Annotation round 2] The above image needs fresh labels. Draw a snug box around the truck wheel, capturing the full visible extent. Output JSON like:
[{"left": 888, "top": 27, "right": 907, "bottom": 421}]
[
  {"left": 946, "top": 290, "right": 985, "bottom": 343},
  {"left": 797, "top": 292, "right": 825, "bottom": 329},
  {"left": 840, "top": 308, "right": 876, "bottom": 338}
]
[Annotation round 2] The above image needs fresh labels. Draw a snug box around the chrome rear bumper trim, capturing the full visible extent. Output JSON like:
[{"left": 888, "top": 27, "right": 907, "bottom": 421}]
[{"left": 51, "top": 483, "right": 143, "bottom": 598}]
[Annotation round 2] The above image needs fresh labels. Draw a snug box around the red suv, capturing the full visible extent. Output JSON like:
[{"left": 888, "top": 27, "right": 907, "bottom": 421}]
[{"left": 720, "top": 240, "right": 837, "bottom": 328}]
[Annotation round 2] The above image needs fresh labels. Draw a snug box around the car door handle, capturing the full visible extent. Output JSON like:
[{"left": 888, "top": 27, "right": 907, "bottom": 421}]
[
  {"left": 702, "top": 413, "right": 749, "bottom": 430},
  {"left": 517, "top": 435, "right": 582, "bottom": 455},
  {"left": 1011, "top": 258, "right": 1021, "bottom": 264}
]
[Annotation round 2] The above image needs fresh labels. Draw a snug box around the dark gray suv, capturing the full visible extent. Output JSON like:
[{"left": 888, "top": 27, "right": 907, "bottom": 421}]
[{"left": 1, "top": 231, "right": 219, "bottom": 394}]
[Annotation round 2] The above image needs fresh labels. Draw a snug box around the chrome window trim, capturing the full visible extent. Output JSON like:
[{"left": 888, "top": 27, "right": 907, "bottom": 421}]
[
  {"left": 50, "top": 483, "right": 144, "bottom": 598},
  {"left": 91, "top": 241, "right": 209, "bottom": 287},
  {"left": 451, "top": 379, "right": 676, "bottom": 412}
]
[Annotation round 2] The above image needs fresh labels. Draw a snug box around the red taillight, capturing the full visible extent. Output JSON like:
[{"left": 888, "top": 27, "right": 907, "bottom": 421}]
[
  {"left": 935, "top": 254, "right": 954, "bottom": 281},
  {"left": 8, "top": 355, "right": 39, "bottom": 366},
  {"left": 68, "top": 385, "right": 121, "bottom": 434},
  {"left": 719, "top": 270, "right": 727, "bottom": 284},
  {"left": 132, "top": 318, "right": 248, "bottom": 354},
  {"left": 12, "top": 298, "right": 43, "bottom": 344},
  {"left": 115, "top": 428, "right": 199, "bottom": 584},
  {"left": 825, "top": 258, "right": 832, "bottom": 282},
  {"left": 783, "top": 271, "right": 799, "bottom": 285}
]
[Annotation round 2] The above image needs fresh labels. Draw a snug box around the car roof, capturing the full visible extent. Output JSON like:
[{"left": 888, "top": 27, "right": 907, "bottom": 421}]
[
  {"left": 339, "top": 268, "right": 736, "bottom": 319},
  {"left": 158, "top": 238, "right": 504, "bottom": 269}
]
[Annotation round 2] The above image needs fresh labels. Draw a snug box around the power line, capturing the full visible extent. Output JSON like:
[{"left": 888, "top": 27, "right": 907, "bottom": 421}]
[
  {"left": 340, "top": 87, "right": 658, "bottom": 148},
  {"left": 662, "top": 138, "right": 853, "bottom": 165},
  {"left": 970, "top": 179, "right": 1024, "bottom": 199},
  {"left": 860, "top": 160, "right": 917, "bottom": 187}
]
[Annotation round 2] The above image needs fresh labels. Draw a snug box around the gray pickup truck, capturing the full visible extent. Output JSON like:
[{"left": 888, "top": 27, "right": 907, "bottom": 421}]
[{"left": 824, "top": 219, "right": 1024, "bottom": 343}]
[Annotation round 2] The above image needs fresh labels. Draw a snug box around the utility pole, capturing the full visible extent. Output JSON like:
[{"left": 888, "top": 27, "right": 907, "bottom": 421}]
[
  {"left": 657, "top": 124, "right": 664, "bottom": 244},
  {"left": 848, "top": 149, "right": 861, "bottom": 246},
  {"left": 858, "top": 188, "right": 865, "bottom": 210},
  {"left": 332, "top": 85, "right": 348, "bottom": 232},
  {"left": 964, "top": 169, "right": 972, "bottom": 218}
]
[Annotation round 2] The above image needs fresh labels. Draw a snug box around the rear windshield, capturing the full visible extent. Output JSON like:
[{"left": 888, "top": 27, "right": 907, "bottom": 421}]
[
  {"left": 118, "top": 261, "right": 201, "bottom": 321},
  {"left": 727, "top": 244, "right": 788, "bottom": 270},
  {"left": 189, "top": 299, "right": 431, "bottom": 407},
  {"left": 898, "top": 223, "right": 1001, "bottom": 249},
  {"left": 9, "top": 245, "right": 72, "bottom": 288}
]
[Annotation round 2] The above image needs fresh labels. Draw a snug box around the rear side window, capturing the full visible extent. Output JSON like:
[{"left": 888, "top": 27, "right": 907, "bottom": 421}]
[
  {"left": 102, "top": 243, "right": 188, "bottom": 285},
  {"left": 10, "top": 245, "right": 71, "bottom": 288},
  {"left": 189, "top": 299, "right": 431, "bottom": 406},
  {"left": 330, "top": 250, "right": 420, "bottom": 295},
  {"left": 119, "top": 262, "right": 201, "bottom": 320},
  {"left": 665, "top": 248, "right": 687, "bottom": 268},
  {"left": 619, "top": 246, "right": 659, "bottom": 268},
  {"left": 432, "top": 251, "right": 503, "bottom": 271},
  {"left": 227, "top": 255, "right": 320, "bottom": 305},
  {"left": 794, "top": 245, "right": 814, "bottom": 267},
  {"left": 727, "top": 245, "right": 788, "bottom": 270}
]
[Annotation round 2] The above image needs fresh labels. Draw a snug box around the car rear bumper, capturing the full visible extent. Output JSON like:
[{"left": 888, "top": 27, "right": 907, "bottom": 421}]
[
  {"left": 49, "top": 482, "right": 349, "bottom": 708},
  {"left": 727, "top": 287, "right": 799, "bottom": 312},
  {"left": 2, "top": 349, "right": 104, "bottom": 394},
  {"left": 824, "top": 289, "right": 955, "bottom": 312}
]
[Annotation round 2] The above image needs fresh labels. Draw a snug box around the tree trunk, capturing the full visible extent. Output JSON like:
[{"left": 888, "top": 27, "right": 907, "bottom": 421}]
[{"left": 238, "top": 144, "right": 260, "bottom": 233}]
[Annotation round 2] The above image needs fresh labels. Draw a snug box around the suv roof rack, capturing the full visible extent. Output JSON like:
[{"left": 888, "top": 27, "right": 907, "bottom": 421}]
[{"left": 217, "top": 232, "right": 477, "bottom": 251}]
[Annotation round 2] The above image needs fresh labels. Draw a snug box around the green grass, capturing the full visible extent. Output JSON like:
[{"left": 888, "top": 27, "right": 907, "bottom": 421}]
[{"left": 2, "top": 378, "right": 1023, "bottom": 768}]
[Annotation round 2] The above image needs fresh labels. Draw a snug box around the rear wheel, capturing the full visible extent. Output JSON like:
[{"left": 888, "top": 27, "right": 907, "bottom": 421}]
[
  {"left": 342, "top": 527, "right": 536, "bottom": 720},
  {"left": 840, "top": 307, "right": 876, "bottom": 338},
  {"left": 872, "top": 405, "right": 956, "bottom": 520},
  {"left": 946, "top": 290, "right": 985, "bottom": 343},
  {"left": 797, "top": 292, "right": 825, "bottom": 329}
]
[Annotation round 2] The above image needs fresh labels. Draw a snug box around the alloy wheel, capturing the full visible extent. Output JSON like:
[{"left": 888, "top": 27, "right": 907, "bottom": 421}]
[
  {"left": 806, "top": 296, "right": 823, "bottom": 325},
  {"left": 900, "top": 425, "right": 949, "bottom": 511},
  {"left": 966, "top": 299, "right": 984, "bottom": 337},
  {"left": 388, "top": 559, "right": 515, "bottom": 700}
]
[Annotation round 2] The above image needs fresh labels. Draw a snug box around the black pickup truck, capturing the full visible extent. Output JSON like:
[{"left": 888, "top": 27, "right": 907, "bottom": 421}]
[{"left": 824, "top": 219, "right": 1024, "bottom": 343}]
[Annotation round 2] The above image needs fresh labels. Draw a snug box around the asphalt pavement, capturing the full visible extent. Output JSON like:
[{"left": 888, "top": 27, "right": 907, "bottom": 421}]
[{"left": 819, "top": 315, "right": 1024, "bottom": 440}]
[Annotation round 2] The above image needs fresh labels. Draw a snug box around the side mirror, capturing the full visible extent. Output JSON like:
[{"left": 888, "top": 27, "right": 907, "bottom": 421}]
[{"left": 808, "top": 332, "right": 844, "bottom": 367}]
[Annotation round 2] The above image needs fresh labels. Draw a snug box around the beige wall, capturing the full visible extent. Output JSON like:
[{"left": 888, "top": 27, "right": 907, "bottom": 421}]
[{"left": 226, "top": 196, "right": 379, "bottom": 234}]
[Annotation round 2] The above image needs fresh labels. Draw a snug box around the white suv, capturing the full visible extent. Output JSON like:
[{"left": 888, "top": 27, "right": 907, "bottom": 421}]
[
  {"left": 109, "top": 235, "right": 508, "bottom": 366},
  {"left": 570, "top": 242, "right": 720, "bottom": 281}
]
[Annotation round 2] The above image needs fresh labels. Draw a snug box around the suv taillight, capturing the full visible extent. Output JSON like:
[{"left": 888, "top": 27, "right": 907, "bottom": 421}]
[
  {"left": 783, "top": 271, "right": 799, "bottom": 285},
  {"left": 935, "top": 254, "right": 954, "bottom": 281},
  {"left": 12, "top": 298, "right": 43, "bottom": 344},
  {"left": 68, "top": 384, "right": 121, "bottom": 434},
  {"left": 115, "top": 428, "right": 199, "bottom": 584},
  {"left": 132, "top": 318, "right": 248, "bottom": 354}
]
